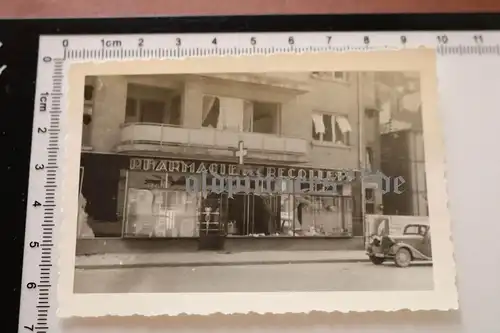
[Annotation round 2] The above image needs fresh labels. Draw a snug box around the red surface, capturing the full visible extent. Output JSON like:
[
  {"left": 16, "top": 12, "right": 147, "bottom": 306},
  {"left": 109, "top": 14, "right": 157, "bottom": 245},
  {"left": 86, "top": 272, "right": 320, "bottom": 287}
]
[{"left": 1, "top": 0, "right": 499, "bottom": 19}]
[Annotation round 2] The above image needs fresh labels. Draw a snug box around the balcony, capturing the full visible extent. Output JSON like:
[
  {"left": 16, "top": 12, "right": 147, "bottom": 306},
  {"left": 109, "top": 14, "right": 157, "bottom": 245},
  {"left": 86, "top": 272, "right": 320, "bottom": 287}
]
[{"left": 115, "top": 122, "right": 309, "bottom": 163}]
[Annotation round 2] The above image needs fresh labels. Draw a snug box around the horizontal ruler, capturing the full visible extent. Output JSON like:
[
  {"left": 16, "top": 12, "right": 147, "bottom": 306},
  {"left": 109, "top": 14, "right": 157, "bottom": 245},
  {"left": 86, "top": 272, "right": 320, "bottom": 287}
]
[{"left": 37, "top": 31, "right": 500, "bottom": 61}]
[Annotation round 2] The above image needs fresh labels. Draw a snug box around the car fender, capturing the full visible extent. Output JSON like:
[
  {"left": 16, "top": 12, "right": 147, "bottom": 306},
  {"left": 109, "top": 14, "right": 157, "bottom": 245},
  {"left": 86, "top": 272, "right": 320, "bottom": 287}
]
[{"left": 391, "top": 243, "right": 432, "bottom": 261}]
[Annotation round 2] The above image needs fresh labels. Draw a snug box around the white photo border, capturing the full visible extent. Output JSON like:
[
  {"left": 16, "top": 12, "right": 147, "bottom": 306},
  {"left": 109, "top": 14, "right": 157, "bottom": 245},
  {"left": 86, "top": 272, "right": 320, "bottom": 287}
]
[{"left": 57, "top": 50, "right": 458, "bottom": 317}]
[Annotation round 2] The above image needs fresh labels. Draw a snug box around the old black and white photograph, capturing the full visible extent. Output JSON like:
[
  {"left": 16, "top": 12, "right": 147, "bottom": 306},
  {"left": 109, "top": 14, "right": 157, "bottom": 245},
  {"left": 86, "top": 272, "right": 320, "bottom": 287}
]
[{"left": 73, "top": 68, "right": 433, "bottom": 294}]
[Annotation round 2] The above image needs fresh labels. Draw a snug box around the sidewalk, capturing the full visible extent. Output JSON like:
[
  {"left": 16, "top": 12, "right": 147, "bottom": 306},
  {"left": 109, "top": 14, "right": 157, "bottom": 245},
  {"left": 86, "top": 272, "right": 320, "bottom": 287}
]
[{"left": 75, "top": 250, "right": 369, "bottom": 269}]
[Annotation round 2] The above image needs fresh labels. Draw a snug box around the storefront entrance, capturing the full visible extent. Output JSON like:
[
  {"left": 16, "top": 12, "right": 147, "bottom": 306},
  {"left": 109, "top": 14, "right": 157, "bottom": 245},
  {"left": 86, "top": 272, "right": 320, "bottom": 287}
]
[
  {"left": 198, "top": 192, "right": 281, "bottom": 237},
  {"left": 225, "top": 193, "right": 281, "bottom": 236}
]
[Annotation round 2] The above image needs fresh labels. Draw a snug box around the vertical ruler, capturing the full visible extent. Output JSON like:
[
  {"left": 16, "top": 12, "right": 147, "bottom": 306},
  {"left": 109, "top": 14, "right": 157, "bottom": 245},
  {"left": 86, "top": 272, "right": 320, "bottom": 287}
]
[{"left": 19, "top": 53, "right": 64, "bottom": 333}]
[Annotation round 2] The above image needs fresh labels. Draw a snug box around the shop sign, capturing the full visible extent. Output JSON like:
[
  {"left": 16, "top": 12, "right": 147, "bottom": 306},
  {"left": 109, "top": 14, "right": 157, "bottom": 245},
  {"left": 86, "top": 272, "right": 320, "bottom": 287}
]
[{"left": 128, "top": 157, "right": 356, "bottom": 182}]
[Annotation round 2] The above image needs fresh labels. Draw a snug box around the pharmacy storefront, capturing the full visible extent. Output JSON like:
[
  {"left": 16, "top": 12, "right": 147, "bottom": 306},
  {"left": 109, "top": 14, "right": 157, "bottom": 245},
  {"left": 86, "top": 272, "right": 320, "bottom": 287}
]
[{"left": 78, "top": 153, "right": 357, "bottom": 240}]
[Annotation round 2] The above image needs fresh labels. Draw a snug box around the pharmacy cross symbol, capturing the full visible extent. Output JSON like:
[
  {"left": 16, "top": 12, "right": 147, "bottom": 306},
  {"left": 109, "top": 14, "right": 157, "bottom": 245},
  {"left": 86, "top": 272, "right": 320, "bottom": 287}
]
[{"left": 236, "top": 140, "right": 247, "bottom": 165}]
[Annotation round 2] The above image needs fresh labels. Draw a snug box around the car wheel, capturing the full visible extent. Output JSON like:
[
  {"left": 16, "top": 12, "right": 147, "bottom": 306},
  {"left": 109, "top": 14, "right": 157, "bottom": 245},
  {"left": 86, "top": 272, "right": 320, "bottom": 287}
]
[
  {"left": 369, "top": 256, "right": 385, "bottom": 265},
  {"left": 394, "top": 248, "right": 412, "bottom": 268}
]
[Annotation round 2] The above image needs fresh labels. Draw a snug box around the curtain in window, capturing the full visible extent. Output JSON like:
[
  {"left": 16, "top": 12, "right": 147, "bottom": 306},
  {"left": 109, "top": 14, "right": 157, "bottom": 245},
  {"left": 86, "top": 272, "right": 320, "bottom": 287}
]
[
  {"left": 243, "top": 101, "right": 253, "bottom": 132},
  {"left": 366, "top": 149, "right": 372, "bottom": 171},
  {"left": 312, "top": 113, "right": 325, "bottom": 134},
  {"left": 336, "top": 116, "right": 352, "bottom": 133},
  {"left": 218, "top": 97, "right": 244, "bottom": 131},
  {"left": 202, "top": 96, "right": 216, "bottom": 123},
  {"left": 330, "top": 115, "right": 337, "bottom": 143}
]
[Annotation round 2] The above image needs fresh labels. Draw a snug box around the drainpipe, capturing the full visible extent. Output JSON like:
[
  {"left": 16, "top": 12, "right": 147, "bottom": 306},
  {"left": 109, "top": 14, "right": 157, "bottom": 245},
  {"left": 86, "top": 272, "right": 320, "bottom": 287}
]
[
  {"left": 356, "top": 73, "right": 366, "bottom": 241},
  {"left": 412, "top": 130, "right": 420, "bottom": 216}
]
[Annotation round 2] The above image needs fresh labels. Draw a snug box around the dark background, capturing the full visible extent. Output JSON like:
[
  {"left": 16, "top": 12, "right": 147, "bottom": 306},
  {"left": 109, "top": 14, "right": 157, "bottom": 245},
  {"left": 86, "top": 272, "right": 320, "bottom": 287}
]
[
  {"left": 2, "top": 12, "right": 500, "bottom": 333},
  {"left": 1, "top": 0, "right": 500, "bottom": 18}
]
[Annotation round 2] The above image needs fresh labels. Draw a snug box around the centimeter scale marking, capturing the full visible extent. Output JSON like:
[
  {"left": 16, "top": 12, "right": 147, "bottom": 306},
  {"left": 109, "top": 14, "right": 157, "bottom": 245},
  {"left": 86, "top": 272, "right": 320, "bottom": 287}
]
[
  {"left": 40, "top": 32, "right": 500, "bottom": 62},
  {"left": 18, "top": 30, "right": 500, "bottom": 333},
  {"left": 22, "top": 57, "right": 63, "bottom": 333},
  {"left": 65, "top": 43, "right": 500, "bottom": 60}
]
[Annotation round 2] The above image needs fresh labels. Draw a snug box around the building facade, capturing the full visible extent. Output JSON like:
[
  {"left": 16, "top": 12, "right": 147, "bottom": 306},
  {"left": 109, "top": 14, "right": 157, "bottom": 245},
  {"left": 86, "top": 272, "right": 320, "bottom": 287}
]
[
  {"left": 377, "top": 72, "right": 428, "bottom": 217},
  {"left": 380, "top": 129, "right": 428, "bottom": 216},
  {"left": 78, "top": 72, "right": 385, "bottom": 240}
]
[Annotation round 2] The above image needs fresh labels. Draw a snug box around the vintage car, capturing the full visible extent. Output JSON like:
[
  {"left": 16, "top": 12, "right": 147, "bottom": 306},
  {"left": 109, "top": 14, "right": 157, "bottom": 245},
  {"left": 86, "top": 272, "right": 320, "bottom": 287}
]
[{"left": 366, "top": 218, "right": 432, "bottom": 267}]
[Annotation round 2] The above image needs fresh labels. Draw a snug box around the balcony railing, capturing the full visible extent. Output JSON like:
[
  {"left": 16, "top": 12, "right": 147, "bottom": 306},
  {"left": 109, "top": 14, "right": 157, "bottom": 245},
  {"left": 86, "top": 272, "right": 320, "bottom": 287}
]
[{"left": 117, "top": 122, "right": 308, "bottom": 157}]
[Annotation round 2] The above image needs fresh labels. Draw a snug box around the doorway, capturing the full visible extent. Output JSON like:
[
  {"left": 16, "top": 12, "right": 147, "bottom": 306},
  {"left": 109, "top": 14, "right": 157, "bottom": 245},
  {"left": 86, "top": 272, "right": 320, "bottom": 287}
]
[
  {"left": 242, "top": 194, "right": 255, "bottom": 235},
  {"left": 226, "top": 193, "right": 281, "bottom": 236},
  {"left": 226, "top": 194, "right": 254, "bottom": 235}
]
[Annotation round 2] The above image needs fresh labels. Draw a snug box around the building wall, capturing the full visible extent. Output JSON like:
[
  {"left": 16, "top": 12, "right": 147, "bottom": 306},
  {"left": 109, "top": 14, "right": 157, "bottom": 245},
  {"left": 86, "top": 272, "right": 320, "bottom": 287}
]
[
  {"left": 374, "top": 72, "right": 424, "bottom": 217},
  {"left": 89, "top": 76, "right": 128, "bottom": 152},
  {"left": 182, "top": 79, "right": 204, "bottom": 128},
  {"left": 299, "top": 74, "right": 361, "bottom": 170},
  {"left": 407, "top": 130, "right": 428, "bottom": 216},
  {"left": 86, "top": 73, "right": 373, "bottom": 171},
  {"left": 380, "top": 129, "right": 427, "bottom": 216}
]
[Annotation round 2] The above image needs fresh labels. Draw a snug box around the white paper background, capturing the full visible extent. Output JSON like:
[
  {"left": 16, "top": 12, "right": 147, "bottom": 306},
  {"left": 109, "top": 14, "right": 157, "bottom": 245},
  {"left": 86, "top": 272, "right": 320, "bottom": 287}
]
[{"left": 57, "top": 54, "right": 500, "bottom": 332}]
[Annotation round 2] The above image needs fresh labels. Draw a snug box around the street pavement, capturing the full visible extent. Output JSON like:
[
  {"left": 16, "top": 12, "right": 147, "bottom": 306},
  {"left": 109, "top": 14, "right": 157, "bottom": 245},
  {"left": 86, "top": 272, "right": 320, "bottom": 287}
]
[
  {"left": 74, "top": 261, "right": 433, "bottom": 293},
  {"left": 74, "top": 250, "right": 369, "bottom": 269}
]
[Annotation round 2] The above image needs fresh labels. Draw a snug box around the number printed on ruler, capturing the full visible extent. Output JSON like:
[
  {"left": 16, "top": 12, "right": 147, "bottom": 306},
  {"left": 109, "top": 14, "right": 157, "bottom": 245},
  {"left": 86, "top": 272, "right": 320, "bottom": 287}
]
[
  {"left": 45, "top": 32, "right": 500, "bottom": 60},
  {"left": 19, "top": 52, "right": 63, "bottom": 333},
  {"left": 18, "top": 29, "right": 500, "bottom": 333}
]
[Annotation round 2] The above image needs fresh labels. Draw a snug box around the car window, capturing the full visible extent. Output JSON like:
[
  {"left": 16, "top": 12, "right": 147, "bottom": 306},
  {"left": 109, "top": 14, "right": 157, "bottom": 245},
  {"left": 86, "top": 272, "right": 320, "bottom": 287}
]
[
  {"left": 403, "top": 225, "right": 428, "bottom": 235},
  {"left": 404, "top": 225, "right": 418, "bottom": 235},
  {"left": 418, "top": 226, "right": 428, "bottom": 235}
]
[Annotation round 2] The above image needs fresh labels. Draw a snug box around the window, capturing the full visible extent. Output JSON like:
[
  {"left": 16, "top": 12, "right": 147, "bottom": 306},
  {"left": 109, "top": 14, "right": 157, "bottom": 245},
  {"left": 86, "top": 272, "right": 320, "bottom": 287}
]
[
  {"left": 116, "top": 170, "right": 127, "bottom": 221},
  {"left": 125, "top": 98, "right": 137, "bottom": 118},
  {"left": 202, "top": 95, "right": 280, "bottom": 134},
  {"left": 365, "top": 188, "right": 375, "bottom": 201},
  {"left": 296, "top": 195, "right": 352, "bottom": 235},
  {"left": 202, "top": 96, "right": 221, "bottom": 128},
  {"left": 84, "top": 85, "right": 94, "bottom": 102},
  {"left": 311, "top": 71, "right": 349, "bottom": 82},
  {"left": 125, "top": 84, "right": 181, "bottom": 125},
  {"left": 403, "top": 224, "right": 428, "bottom": 236},
  {"left": 251, "top": 102, "right": 280, "bottom": 134},
  {"left": 82, "top": 84, "right": 95, "bottom": 148},
  {"left": 298, "top": 180, "right": 344, "bottom": 196},
  {"left": 365, "top": 188, "right": 376, "bottom": 214},
  {"left": 124, "top": 171, "right": 200, "bottom": 237},
  {"left": 366, "top": 147, "right": 374, "bottom": 171},
  {"left": 365, "top": 203, "right": 375, "bottom": 214},
  {"left": 311, "top": 112, "right": 352, "bottom": 145},
  {"left": 125, "top": 96, "right": 181, "bottom": 125},
  {"left": 334, "top": 72, "right": 348, "bottom": 81},
  {"left": 140, "top": 100, "right": 165, "bottom": 123},
  {"left": 280, "top": 194, "right": 295, "bottom": 226},
  {"left": 404, "top": 225, "right": 418, "bottom": 234},
  {"left": 169, "top": 95, "right": 182, "bottom": 125}
]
